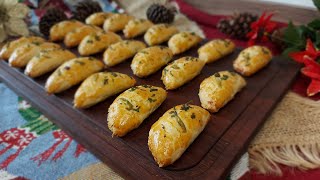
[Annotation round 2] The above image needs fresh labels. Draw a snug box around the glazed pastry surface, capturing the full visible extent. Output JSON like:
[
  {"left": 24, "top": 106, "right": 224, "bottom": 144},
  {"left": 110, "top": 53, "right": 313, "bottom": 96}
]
[
  {"left": 131, "top": 46, "right": 173, "bottom": 78},
  {"left": 148, "top": 104, "right": 210, "bottom": 167},
  {"left": 9, "top": 42, "right": 60, "bottom": 68},
  {"left": 103, "top": 40, "right": 146, "bottom": 67},
  {"left": 64, "top": 25, "right": 102, "bottom": 47},
  {"left": 45, "top": 57, "right": 104, "bottom": 94},
  {"left": 78, "top": 31, "right": 122, "bottom": 56},
  {"left": 0, "top": 36, "right": 45, "bottom": 60},
  {"left": 108, "top": 85, "right": 167, "bottom": 137},
  {"left": 199, "top": 71, "right": 246, "bottom": 113},
  {"left": 144, "top": 24, "right": 178, "bottom": 46},
  {"left": 25, "top": 48, "right": 76, "bottom": 78},
  {"left": 123, "top": 19, "right": 153, "bottom": 38},
  {"left": 233, "top": 45, "right": 272, "bottom": 76},
  {"left": 168, "top": 32, "right": 202, "bottom": 55},
  {"left": 198, "top": 39, "right": 235, "bottom": 63},
  {"left": 103, "top": 14, "right": 133, "bottom": 32},
  {"left": 85, "top": 12, "right": 114, "bottom": 26},
  {"left": 50, "top": 20, "right": 84, "bottom": 42},
  {"left": 74, "top": 72, "right": 136, "bottom": 108},
  {"left": 161, "top": 56, "right": 205, "bottom": 90}
]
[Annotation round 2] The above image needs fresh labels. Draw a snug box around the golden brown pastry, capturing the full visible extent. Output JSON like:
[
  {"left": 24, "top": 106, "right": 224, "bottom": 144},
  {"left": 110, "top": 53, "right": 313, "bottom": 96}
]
[
  {"left": 162, "top": 56, "right": 205, "bottom": 90},
  {"left": 148, "top": 103, "right": 210, "bottom": 167},
  {"left": 168, "top": 32, "right": 202, "bottom": 55},
  {"left": 64, "top": 25, "right": 102, "bottom": 47},
  {"left": 103, "top": 14, "right": 133, "bottom": 32},
  {"left": 198, "top": 39, "right": 235, "bottom": 63},
  {"left": 199, "top": 71, "right": 246, "bottom": 113},
  {"left": 144, "top": 24, "right": 178, "bottom": 46},
  {"left": 233, "top": 45, "right": 272, "bottom": 76},
  {"left": 50, "top": 20, "right": 84, "bottom": 42},
  {"left": 9, "top": 42, "right": 60, "bottom": 68},
  {"left": 85, "top": 12, "right": 114, "bottom": 26},
  {"left": 123, "top": 19, "right": 153, "bottom": 38},
  {"left": 25, "top": 48, "right": 76, "bottom": 78},
  {"left": 131, "top": 46, "right": 173, "bottom": 78},
  {"left": 103, "top": 40, "right": 146, "bottom": 67},
  {"left": 108, "top": 85, "right": 167, "bottom": 137},
  {"left": 45, "top": 57, "right": 104, "bottom": 94},
  {"left": 0, "top": 36, "right": 45, "bottom": 60},
  {"left": 78, "top": 31, "right": 122, "bottom": 56},
  {"left": 74, "top": 72, "right": 136, "bottom": 108}
]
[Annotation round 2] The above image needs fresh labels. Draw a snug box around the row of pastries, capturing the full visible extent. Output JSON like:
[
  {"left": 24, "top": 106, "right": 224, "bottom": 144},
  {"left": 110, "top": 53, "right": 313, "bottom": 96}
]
[{"left": 0, "top": 12, "right": 273, "bottom": 168}]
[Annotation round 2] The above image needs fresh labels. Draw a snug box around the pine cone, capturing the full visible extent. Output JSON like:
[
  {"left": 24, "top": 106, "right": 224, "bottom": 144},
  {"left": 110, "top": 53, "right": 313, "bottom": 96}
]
[
  {"left": 73, "top": 0, "right": 102, "bottom": 22},
  {"left": 217, "top": 12, "right": 258, "bottom": 40},
  {"left": 39, "top": 8, "right": 67, "bottom": 37},
  {"left": 271, "top": 27, "right": 286, "bottom": 49},
  {"left": 146, "top": 4, "right": 175, "bottom": 24}
]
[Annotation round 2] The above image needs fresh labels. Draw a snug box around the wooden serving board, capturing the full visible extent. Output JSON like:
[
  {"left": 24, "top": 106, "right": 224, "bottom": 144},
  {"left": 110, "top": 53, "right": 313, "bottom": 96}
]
[{"left": 0, "top": 38, "right": 299, "bottom": 179}]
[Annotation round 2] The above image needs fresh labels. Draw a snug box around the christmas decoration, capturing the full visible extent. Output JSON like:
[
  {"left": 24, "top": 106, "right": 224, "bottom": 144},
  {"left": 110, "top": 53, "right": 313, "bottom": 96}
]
[
  {"left": 0, "top": 0, "right": 30, "bottom": 43},
  {"left": 39, "top": 8, "right": 68, "bottom": 37},
  {"left": 289, "top": 39, "right": 320, "bottom": 96},
  {"left": 217, "top": 12, "right": 257, "bottom": 40},
  {"left": 247, "top": 12, "right": 277, "bottom": 46},
  {"left": 146, "top": 4, "right": 175, "bottom": 24},
  {"left": 73, "top": 0, "right": 102, "bottom": 22}
]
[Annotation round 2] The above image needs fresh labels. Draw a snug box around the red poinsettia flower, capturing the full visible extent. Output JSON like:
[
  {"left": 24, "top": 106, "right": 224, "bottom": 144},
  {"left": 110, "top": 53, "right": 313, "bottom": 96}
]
[
  {"left": 289, "top": 39, "right": 320, "bottom": 96},
  {"left": 247, "top": 12, "right": 277, "bottom": 46}
]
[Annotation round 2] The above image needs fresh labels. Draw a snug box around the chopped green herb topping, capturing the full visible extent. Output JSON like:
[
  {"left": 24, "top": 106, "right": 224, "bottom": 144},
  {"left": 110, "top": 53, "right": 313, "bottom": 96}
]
[
  {"left": 103, "top": 78, "right": 109, "bottom": 85},
  {"left": 110, "top": 72, "right": 118, "bottom": 77},
  {"left": 171, "top": 64, "right": 180, "bottom": 69},
  {"left": 191, "top": 113, "right": 196, "bottom": 119},
  {"left": 214, "top": 72, "right": 221, "bottom": 77},
  {"left": 169, "top": 107, "right": 187, "bottom": 133},
  {"left": 221, "top": 74, "right": 229, "bottom": 80},
  {"left": 119, "top": 98, "right": 140, "bottom": 112},
  {"left": 86, "top": 40, "right": 93, "bottom": 44},
  {"left": 148, "top": 98, "right": 156, "bottom": 103},
  {"left": 150, "top": 88, "right": 158, "bottom": 92},
  {"left": 94, "top": 35, "right": 101, "bottom": 41},
  {"left": 181, "top": 103, "right": 192, "bottom": 111},
  {"left": 128, "top": 87, "right": 138, "bottom": 92},
  {"left": 261, "top": 47, "right": 270, "bottom": 55},
  {"left": 75, "top": 60, "right": 85, "bottom": 65}
]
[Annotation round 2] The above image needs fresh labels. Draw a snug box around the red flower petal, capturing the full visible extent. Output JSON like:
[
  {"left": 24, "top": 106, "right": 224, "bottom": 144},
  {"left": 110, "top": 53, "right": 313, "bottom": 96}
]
[
  {"left": 289, "top": 52, "right": 308, "bottom": 63},
  {"left": 306, "top": 39, "right": 317, "bottom": 57},
  {"left": 307, "top": 79, "right": 320, "bottom": 96},
  {"left": 301, "top": 67, "right": 320, "bottom": 80}
]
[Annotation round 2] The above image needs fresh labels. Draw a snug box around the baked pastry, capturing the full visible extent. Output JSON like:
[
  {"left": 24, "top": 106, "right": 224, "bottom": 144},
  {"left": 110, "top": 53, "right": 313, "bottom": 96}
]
[
  {"left": 85, "top": 12, "right": 114, "bottom": 27},
  {"left": 9, "top": 42, "right": 60, "bottom": 68},
  {"left": 199, "top": 71, "right": 246, "bottom": 113},
  {"left": 0, "top": 36, "right": 45, "bottom": 60},
  {"left": 144, "top": 24, "right": 178, "bottom": 46},
  {"left": 25, "top": 48, "right": 76, "bottom": 78},
  {"left": 103, "top": 40, "right": 146, "bottom": 67},
  {"left": 78, "top": 31, "right": 122, "bottom": 56},
  {"left": 233, "top": 45, "right": 272, "bottom": 76},
  {"left": 45, "top": 57, "right": 104, "bottom": 94},
  {"left": 162, "top": 56, "right": 205, "bottom": 90},
  {"left": 74, "top": 72, "right": 136, "bottom": 108},
  {"left": 49, "top": 20, "right": 84, "bottom": 42},
  {"left": 103, "top": 14, "right": 133, "bottom": 32},
  {"left": 108, "top": 85, "right": 167, "bottom": 137},
  {"left": 131, "top": 46, "right": 173, "bottom": 78},
  {"left": 64, "top": 25, "right": 102, "bottom": 48},
  {"left": 123, "top": 19, "right": 153, "bottom": 38},
  {"left": 148, "top": 103, "right": 210, "bottom": 167},
  {"left": 198, "top": 39, "right": 235, "bottom": 63},
  {"left": 168, "top": 32, "right": 202, "bottom": 55}
]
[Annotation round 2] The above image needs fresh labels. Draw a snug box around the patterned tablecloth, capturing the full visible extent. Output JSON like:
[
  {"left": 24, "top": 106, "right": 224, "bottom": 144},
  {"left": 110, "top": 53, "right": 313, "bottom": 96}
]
[{"left": 0, "top": 0, "right": 319, "bottom": 180}]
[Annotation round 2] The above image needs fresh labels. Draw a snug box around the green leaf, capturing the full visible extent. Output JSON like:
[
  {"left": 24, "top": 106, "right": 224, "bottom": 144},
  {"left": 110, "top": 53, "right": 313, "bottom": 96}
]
[
  {"left": 282, "top": 46, "right": 302, "bottom": 57},
  {"left": 308, "top": 19, "right": 320, "bottom": 30},
  {"left": 283, "top": 22, "right": 304, "bottom": 46},
  {"left": 312, "top": 0, "right": 320, "bottom": 11},
  {"left": 315, "top": 31, "right": 320, "bottom": 48}
]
